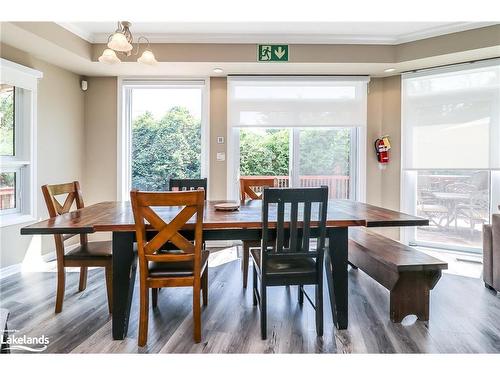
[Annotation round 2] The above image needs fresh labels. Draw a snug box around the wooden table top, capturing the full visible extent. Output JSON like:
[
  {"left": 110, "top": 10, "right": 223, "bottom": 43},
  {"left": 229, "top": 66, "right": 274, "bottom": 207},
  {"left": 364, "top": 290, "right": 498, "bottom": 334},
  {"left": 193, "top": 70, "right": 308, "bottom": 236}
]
[{"left": 20, "top": 199, "right": 429, "bottom": 235}]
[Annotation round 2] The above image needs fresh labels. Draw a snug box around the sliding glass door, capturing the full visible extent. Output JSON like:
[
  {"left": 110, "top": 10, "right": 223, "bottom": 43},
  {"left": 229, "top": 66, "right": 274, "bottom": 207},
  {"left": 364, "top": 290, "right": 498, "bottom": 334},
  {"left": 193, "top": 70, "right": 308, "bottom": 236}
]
[
  {"left": 401, "top": 59, "right": 500, "bottom": 253},
  {"left": 228, "top": 76, "right": 368, "bottom": 200}
]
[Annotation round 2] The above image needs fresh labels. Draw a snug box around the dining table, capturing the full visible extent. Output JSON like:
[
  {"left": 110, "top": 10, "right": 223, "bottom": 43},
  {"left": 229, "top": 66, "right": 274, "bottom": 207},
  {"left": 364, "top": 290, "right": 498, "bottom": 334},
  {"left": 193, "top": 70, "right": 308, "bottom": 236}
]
[{"left": 20, "top": 199, "right": 428, "bottom": 340}]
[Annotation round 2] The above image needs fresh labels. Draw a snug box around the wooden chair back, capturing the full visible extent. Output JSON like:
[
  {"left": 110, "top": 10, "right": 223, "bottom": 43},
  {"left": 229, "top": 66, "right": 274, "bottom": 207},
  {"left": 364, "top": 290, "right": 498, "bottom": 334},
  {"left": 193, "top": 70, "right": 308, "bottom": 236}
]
[
  {"left": 240, "top": 177, "right": 276, "bottom": 201},
  {"left": 169, "top": 178, "right": 207, "bottom": 199},
  {"left": 130, "top": 190, "right": 205, "bottom": 278},
  {"left": 41, "top": 181, "right": 87, "bottom": 258},
  {"left": 261, "top": 186, "right": 328, "bottom": 259}
]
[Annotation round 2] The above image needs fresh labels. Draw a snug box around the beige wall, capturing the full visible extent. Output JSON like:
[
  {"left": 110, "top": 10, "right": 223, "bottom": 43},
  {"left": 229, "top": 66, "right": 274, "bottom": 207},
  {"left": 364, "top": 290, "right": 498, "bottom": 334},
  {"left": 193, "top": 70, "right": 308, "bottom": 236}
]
[
  {"left": 0, "top": 43, "right": 86, "bottom": 267},
  {"left": 83, "top": 77, "right": 117, "bottom": 205},
  {"left": 365, "top": 76, "right": 402, "bottom": 239},
  {"left": 209, "top": 77, "right": 227, "bottom": 200}
]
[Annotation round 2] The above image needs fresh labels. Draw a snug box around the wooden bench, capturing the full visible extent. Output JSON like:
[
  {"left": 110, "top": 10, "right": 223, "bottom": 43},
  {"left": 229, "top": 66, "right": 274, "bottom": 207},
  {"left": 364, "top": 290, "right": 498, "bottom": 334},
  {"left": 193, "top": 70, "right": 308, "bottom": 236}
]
[{"left": 348, "top": 228, "right": 448, "bottom": 323}]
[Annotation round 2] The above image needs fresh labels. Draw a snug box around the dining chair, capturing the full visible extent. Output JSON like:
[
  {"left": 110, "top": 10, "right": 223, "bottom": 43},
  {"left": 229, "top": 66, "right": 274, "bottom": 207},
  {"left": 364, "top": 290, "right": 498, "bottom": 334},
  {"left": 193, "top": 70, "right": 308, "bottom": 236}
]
[
  {"left": 130, "top": 189, "right": 208, "bottom": 346},
  {"left": 251, "top": 186, "right": 328, "bottom": 339},
  {"left": 41, "top": 181, "right": 112, "bottom": 314},
  {"left": 169, "top": 178, "right": 207, "bottom": 199},
  {"left": 239, "top": 177, "right": 277, "bottom": 288}
]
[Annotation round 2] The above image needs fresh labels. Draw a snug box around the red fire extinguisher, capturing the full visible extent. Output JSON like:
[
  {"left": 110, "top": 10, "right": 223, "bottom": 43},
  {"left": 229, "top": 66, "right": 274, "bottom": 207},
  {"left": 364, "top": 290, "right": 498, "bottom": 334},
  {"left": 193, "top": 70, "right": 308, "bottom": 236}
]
[{"left": 374, "top": 136, "right": 391, "bottom": 169}]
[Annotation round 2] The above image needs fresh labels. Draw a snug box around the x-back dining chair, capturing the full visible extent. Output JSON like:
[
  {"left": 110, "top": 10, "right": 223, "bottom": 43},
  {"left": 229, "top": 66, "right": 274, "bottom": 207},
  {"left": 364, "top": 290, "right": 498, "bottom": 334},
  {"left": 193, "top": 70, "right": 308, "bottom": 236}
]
[
  {"left": 251, "top": 186, "right": 328, "bottom": 339},
  {"left": 41, "top": 181, "right": 112, "bottom": 314},
  {"left": 239, "top": 177, "right": 277, "bottom": 288},
  {"left": 169, "top": 178, "right": 207, "bottom": 199},
  {"left": 130, "top": 189, "right": 208, "bottom": 346}
]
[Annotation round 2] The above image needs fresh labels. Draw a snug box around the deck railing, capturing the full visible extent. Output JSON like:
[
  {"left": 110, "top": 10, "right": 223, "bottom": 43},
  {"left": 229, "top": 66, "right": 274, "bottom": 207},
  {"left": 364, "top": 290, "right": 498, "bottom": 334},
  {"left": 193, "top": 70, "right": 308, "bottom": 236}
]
[
  {"left": 246, "top": 175, "right": 350, "bottom": 199},
  {"left": 0, "top": 187, "right": 15, "bottom": 210}
]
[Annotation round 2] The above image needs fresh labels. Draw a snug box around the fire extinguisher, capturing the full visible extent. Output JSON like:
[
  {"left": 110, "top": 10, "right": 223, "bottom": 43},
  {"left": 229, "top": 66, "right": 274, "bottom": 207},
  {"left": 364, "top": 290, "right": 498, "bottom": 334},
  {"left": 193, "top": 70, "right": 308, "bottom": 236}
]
[{"left": 374, "top": 136, "right": 391, "bottom": 170}]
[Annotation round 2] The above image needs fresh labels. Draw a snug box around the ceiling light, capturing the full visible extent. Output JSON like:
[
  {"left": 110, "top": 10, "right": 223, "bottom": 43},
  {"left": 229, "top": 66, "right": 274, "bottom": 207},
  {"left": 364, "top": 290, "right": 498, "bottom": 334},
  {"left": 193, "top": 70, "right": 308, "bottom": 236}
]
[
  {"left": 98, "top": 48, "right": 120, "bottom": 64},
  {"left": 213, "top": 68, "right": 224, "bottom": 74},
  {"left": 384, "top": 68, "right": 396, "bottom": 73},
  {"left": 99, "top": 21, "right": 156, "bottom": 66}
]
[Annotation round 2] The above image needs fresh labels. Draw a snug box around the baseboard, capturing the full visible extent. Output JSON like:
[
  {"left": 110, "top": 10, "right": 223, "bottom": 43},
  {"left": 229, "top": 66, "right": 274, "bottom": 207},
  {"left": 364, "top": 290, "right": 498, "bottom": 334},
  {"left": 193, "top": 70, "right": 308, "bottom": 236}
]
[{"left": 0, "top": 252, "right": 56, "bottom": 280}]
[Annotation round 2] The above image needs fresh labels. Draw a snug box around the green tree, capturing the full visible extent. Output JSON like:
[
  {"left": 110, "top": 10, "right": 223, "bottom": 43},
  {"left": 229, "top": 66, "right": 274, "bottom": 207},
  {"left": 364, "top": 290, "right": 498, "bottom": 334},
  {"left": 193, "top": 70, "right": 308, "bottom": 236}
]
[
  {"left": 239, "top": 128, "right": 350, "bottom": 177},
  {"left": 131, "top": 107, "right": 201, "bottom": 191},
  {"left": 0, "top": 88, "right": 14, "bottom": 156},
  {"left": 298, "top": 129, "right": 350, "bottom": 176},
  {"left": 240, "top": 129, "right": 289, "bottom": 176}
]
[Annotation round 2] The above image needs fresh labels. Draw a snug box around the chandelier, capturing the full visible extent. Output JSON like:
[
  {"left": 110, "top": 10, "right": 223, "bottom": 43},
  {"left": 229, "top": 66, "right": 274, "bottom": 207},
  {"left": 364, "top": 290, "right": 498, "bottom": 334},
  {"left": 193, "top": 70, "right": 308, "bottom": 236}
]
[{"left": 98, "top": 21, "right": 157, "bottom": 65}]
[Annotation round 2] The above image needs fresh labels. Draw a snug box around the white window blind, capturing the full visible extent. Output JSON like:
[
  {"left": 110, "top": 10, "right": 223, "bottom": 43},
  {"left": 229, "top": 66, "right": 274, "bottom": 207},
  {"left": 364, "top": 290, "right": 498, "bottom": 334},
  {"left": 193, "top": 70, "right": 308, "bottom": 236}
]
[
  {"left": 402, "top": 59, "right": 500, "bottom": 170},
  {"left": 228, "top": 76, "right": 369, "bottom": 128}
]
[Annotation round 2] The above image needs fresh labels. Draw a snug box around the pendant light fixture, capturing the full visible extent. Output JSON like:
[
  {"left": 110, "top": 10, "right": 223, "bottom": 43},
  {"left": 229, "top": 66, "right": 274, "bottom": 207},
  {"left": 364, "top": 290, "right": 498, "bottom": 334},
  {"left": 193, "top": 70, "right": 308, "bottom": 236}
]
[{"left": 98, "top": 21, "right": 157, "bottom": 65}]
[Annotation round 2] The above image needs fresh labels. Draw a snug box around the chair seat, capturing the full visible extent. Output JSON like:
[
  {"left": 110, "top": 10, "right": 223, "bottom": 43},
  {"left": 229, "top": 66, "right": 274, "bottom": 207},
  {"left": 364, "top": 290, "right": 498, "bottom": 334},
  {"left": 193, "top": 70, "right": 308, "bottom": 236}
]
[
  {"left": 250, "top": 248, "right": 317, "bottom": 277},
  {"left": 149, "top": 250, "right": 209, "bottom": 278},
  {"left": 65, "top": 240, "right": 112, "bottom": 260}
]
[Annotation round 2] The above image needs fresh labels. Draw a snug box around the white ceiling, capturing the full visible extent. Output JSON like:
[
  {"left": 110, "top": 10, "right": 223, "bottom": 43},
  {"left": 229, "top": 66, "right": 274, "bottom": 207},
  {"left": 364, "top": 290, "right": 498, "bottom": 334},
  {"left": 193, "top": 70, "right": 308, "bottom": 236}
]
[{"left": 58, "top": 21, "right": 496, "bottom": 44}]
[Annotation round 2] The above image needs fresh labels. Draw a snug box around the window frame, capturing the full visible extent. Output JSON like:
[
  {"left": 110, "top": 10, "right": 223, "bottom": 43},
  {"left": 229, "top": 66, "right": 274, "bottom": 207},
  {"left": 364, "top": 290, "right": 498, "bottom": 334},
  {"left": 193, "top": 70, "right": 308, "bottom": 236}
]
[
  {"left": 400, "top": 59, "right": 500, "bottom": 253},
  {"left": 117, "top": 78, "right": 210, "bottom": 201},
  {"left": 0, "top": 59, "right": 42, "bottom": 227}
]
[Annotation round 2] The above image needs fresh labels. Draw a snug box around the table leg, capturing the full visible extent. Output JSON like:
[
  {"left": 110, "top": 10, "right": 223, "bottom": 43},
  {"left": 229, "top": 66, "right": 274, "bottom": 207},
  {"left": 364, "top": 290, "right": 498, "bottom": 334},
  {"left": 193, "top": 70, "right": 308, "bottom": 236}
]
[
  {"left": 112, "top": 231, "right": 137, "bottom": 340},
  {"left": 325, "top": 227, "right": 348, "bottom": 330}
]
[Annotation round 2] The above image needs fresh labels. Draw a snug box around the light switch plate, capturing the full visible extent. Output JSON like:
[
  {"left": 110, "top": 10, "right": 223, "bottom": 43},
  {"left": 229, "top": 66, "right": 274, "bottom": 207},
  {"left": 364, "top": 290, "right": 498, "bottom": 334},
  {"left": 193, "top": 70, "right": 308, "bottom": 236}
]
[
  {"left": 216, "top": 152, "right": 226, "bottom": 161},
  {"left": 217, "top": 136, "right": 224, "bottom": 144}
]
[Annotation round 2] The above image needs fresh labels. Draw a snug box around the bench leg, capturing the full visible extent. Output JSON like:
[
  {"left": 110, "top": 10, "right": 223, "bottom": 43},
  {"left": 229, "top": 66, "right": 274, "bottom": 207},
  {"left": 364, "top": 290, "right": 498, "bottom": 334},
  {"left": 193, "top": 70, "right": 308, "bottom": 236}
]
[{"left": 390, "top": 270, "right": 441, "bottom": 323}]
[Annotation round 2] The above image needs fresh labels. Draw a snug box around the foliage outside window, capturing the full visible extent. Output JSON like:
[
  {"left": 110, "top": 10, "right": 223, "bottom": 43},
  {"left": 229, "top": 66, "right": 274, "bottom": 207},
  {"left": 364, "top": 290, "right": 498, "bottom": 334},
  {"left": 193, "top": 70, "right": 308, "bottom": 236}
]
[
  {"left": 0, "top": 84, "right": 14, "bottom": 156},
  {"left": 298, "top": 128, "right": 351, "bottom": 176},
  {"left": 131, "top": 107, "right": 201, "bottom": 191},
  {"left": 239, "top": 129, "right": 289, "bottom": 176},
  {"left": 0, "top": 85, "right": 17, "bottom": 213},
  {"left": 239, "top": 128, "right": 351, "bottom": 177}
]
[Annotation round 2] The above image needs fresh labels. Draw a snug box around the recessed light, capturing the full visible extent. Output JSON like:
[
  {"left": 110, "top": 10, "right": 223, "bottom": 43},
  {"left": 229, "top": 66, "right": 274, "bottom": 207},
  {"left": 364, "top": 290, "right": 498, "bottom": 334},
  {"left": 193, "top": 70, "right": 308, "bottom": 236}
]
[
  {"left": 384, "top": 68, "right": 396, "bottom": 73},
  {"left": 213, "top": 68, "right": 224, "bottom": 74}
]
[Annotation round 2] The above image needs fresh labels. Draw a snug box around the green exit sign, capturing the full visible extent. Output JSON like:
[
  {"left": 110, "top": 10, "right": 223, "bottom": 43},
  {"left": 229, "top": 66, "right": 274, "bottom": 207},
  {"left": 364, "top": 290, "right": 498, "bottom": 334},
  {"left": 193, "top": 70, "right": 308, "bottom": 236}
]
[{"left": 258, "top": 45, "right": 289, "bottom": 62}]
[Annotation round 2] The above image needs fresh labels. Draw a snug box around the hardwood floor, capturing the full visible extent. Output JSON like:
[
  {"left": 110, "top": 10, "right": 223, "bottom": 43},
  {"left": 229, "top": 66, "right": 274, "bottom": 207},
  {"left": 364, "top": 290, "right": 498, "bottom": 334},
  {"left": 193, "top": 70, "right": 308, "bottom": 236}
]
[{"left": 1, "top": 247, "right": 500, "bottom": 353}]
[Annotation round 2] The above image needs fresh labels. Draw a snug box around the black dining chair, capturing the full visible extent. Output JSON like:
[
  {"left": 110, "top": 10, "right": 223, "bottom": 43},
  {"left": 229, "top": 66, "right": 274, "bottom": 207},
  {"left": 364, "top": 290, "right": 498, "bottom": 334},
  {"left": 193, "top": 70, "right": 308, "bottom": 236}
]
[
  {"left": 251, "top": 186, "right": 328, "bottom": 339},
  {"left": 169, "top": 178, "right": 207, "bottom": 199}
]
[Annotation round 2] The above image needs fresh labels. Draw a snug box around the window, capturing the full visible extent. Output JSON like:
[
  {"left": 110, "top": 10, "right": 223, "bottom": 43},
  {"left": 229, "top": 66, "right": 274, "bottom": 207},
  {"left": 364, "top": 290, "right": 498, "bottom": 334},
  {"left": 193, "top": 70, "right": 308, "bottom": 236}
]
[
  {"left": 228, "top": 76, "right": 368, "bottom": 200},
  {"left": 0, "top": 59, "right": 42, "bottom": 226},
  {"left": 401, "top": 59, "right": 500, "bottom": 253},
  {"left": 119, "top": 80, "right": 209, "bottom": 199}
]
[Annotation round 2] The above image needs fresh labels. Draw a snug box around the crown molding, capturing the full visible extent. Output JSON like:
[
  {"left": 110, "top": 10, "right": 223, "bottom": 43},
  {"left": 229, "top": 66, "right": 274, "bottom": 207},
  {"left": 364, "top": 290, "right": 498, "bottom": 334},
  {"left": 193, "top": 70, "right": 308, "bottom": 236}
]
[
  {"left": 394, "top": 21, "right": 498, "bottom": 44},
  {"left": 59, "top": 21, "right": 498, "bottom": 45},
  {"left": 57, "top": 22, "right": 95, "bottom": 42}
]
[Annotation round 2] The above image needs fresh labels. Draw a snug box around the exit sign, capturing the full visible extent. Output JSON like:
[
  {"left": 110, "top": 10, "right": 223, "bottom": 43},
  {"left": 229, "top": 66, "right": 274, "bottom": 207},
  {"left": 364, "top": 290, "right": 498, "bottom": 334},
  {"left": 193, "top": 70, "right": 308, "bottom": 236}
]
[{"left": 258, "top": 45, "right": 289, "bottom": 62}]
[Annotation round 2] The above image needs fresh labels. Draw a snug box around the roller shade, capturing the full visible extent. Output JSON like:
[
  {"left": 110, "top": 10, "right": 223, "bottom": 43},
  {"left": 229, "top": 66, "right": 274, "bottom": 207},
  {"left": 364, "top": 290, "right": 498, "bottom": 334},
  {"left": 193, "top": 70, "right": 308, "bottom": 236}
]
[
  {"left": 402, "top": 59, "right": 500, "bottom": 169},
  {"left": 228, "top": 76, "right": 369, "bottom": 128}
]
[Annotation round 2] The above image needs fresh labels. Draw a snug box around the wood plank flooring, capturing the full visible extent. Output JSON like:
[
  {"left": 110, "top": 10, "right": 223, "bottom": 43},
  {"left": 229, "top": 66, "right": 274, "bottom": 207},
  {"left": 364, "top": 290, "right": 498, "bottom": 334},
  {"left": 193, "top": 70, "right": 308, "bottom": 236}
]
[{"left": 1, "top": 247, "right": 500, "bottom": 353}]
